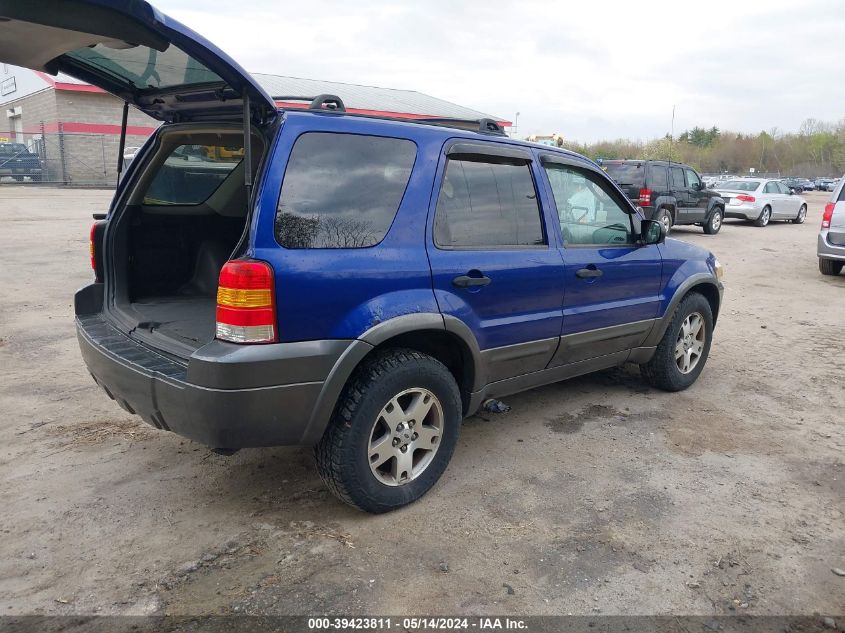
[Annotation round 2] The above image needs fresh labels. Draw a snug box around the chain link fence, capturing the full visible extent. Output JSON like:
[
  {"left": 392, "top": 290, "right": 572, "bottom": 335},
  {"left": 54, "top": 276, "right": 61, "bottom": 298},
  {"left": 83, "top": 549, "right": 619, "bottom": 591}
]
[{"left": 1, "top": 128, "right": 149, "bottom": 187}]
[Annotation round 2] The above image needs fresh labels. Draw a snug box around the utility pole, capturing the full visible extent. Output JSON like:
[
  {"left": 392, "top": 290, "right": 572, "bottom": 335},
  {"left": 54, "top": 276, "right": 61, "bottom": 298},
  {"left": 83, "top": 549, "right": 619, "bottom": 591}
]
[{"left": 513, "top": 111, "right": 520, "bottom": 139}]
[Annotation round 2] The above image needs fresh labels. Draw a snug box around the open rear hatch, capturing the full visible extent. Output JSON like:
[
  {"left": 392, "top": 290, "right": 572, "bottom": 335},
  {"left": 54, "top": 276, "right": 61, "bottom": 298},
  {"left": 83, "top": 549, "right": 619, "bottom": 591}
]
[
  {"left": 0, "top": 0, "right": 275, "bottom": 122},
  {"left": 0, "top": 0, "right": 278, "bottom": 358}
]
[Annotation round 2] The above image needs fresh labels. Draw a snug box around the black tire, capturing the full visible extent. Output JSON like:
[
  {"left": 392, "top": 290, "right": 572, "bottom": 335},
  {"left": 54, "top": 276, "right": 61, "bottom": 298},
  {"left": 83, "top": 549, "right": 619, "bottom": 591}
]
[
  {"left": 314, "top": 348, "right": 462, "bottom": 513},
  {"left": 819, "top": 258, "right": 844, "bottom": 276},
  {"left": 794, "top": 204, "right": 807, "bottom": 224},
  {"left": 754, "top": 206, "right": 771, "bottom": 227},
  {"left": 703, "top": 207, "right": 723, "bottom": 234},
  {"left": 656, "top": 208, "right": 673, "bottom": 234},
  {"left": 640, "top": 292, "right": 714, "bottom": 392}
]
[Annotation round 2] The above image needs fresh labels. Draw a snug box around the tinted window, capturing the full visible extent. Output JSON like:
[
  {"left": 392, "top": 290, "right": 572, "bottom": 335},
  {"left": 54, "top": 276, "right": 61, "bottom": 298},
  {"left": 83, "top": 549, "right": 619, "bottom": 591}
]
[
  {"left": 670, "top": 167, "right": 686, "bottom": 189},
  {"left": 776, "top": 182, "right": 790, "bottom": 195},
  {"left": 66, "top": 44, "right": 221, "bottom": 91},
  {"left": 544, "top": 163, "right": 633, "bottom": 246},
  {"left": 763, "top": 182, "right": 778, "bottom": 193},
  {"left": 0, "top": 143, "right": 28, "bottom": 155},
  {"left": 434, "top": 158, "right": 544, "bottom": 248},
  {"left": 604, "top": 162, "right": 645, "bottom": 187},
  {"left": 143, "top": 144, "right": 242, "bottom": 206},
  {"left": 275, "top": 133, "right": 416, "bottom": 249},
  {"left": 648, "top": 165, "right": 668, "bottom": 189}
]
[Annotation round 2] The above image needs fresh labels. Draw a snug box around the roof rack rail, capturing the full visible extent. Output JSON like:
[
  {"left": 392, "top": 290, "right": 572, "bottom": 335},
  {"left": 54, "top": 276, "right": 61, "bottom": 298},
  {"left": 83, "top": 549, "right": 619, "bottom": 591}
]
[
  {"left": 413, "top": 117, "right": 507, "bottom": 136},
  {"left": 272, "top": 94, "right": 346, "bottom": 112}
]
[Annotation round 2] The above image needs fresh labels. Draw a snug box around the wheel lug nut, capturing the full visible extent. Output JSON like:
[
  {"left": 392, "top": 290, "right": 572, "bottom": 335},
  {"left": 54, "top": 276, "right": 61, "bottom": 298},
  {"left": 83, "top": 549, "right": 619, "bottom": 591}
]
[
  {"left": 412, "top": 432, "right": 418, "bottom": 440},
  {"left": 400, "top": 445, "right": 408, "bottom": 453},
  {"left": 392, "top": 438, "right": 400, "bottom": 447}
]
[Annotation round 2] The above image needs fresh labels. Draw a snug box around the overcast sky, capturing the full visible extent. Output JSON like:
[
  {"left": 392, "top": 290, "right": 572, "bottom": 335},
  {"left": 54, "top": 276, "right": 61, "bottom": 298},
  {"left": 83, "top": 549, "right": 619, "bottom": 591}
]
[{"left": 157, "top": 0, "right": 844, "bottom": 142}]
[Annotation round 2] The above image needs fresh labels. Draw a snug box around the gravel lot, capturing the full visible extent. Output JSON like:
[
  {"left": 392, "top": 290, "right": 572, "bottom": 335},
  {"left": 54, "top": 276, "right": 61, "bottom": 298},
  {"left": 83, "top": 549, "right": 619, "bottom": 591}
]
[{"left": 0, "top": 187, "right": 843, "bottom": 616}]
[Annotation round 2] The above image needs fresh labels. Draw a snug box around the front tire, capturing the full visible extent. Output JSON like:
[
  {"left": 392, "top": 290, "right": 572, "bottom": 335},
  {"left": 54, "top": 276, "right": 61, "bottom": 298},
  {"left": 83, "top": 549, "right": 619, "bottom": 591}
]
[
  {"left": 794, "top": 204, "right": 807, "bottom": 224},
  {"left": 754, "top": 206, "right": 771, "bottom": 227},
  {"left": 703, "top": 208, "right": 723, "bottom": 234},
  {"left": 640, "top": 292, "right": 713, "bottom": 392},
  {"left": 314, "top": 348, "right": 462, "bottom": 513},
  {"left": 819, "top": 258, "right": 844, "bottom": 276}
]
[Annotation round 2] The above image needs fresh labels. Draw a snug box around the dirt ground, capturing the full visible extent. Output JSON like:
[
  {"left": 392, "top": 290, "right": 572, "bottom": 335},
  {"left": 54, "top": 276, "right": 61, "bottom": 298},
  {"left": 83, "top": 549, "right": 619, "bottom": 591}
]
[{"left": 0, "top": 186, "right": 843, "bottom": 617}]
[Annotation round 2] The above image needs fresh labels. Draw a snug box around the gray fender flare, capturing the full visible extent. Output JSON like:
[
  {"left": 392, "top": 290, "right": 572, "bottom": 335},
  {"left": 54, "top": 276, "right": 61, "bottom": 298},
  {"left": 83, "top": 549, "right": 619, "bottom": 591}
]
[
  {"left": 706, "top": 196, "right": 726, "bottom": 220},
  {"left": 299, "top": 313, "right": 484, "bottom": 445},
  {"left": 642, "top": 274, "right": 723, "bottom": 348},
  {"left": 651, "top": 196, "right": 676, "bottom": 219}
]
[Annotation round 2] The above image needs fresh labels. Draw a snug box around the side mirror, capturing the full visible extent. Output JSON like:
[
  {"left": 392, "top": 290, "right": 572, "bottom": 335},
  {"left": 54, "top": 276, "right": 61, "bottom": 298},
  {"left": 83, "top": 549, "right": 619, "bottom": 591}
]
[
  {"left": 641, "top": 219, "right": 665, "bottom": 245},
  {"left": 788, "top": 189, "right": 794, "bottom": 195}
]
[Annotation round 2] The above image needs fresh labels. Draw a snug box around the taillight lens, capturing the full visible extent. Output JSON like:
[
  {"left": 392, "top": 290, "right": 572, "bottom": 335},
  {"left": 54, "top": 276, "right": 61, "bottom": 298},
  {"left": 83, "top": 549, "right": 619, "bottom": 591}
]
[
  {"left": 736, "top": 194, "right": 756, "bottom": 202},
  {"left": 822, "top": 202, "right": 835, "bottom": 229},
  {"left": 215, "top": 260, "right": 277, "bottom": 344},
  {"left": 89, "top": 223, "right": 97, "bottom": 274},
  {"left": 638, "top": 188, "right": 652, "bottom": 206},
  {"left": 89, "top": 220, "right": 106, "bottom": 282}
]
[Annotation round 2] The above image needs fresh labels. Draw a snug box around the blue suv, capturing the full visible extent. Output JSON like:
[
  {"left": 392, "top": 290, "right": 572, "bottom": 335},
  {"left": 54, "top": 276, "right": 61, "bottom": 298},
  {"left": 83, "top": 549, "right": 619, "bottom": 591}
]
[{"left": 1, "top": 0, "right": 724, "bottom": 512}]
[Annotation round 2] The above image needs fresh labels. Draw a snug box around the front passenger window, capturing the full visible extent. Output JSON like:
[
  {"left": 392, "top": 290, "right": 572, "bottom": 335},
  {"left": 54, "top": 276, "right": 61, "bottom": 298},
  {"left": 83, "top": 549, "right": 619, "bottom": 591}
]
[
  {"left": 543, "top": 163, "right": 633, "bottom": 246},
  {"left": 685, "top": 169, "right": 701, "bottom": 190}
]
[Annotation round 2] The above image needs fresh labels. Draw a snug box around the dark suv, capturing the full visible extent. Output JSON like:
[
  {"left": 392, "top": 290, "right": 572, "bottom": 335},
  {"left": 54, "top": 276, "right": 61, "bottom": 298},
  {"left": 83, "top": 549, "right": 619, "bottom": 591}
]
[
  {"left": 603, "top": 160, "right": 725, "bottom": 234},
  {"left": 1, "top": 0, "right": 724, "bottom": 513}
]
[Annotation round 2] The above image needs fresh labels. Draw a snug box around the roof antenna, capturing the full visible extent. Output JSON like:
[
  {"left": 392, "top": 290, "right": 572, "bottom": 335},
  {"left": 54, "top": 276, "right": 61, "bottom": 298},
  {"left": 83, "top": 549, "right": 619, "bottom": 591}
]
[{"left": 669, "top": 104, "right": 675, "bottom": 166}]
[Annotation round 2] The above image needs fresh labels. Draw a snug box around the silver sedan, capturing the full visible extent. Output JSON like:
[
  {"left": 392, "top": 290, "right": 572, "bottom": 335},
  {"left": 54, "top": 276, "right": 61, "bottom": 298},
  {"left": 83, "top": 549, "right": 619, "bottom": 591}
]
[{"left": 714, "top": 178, "right": 808, "bottom": 227}]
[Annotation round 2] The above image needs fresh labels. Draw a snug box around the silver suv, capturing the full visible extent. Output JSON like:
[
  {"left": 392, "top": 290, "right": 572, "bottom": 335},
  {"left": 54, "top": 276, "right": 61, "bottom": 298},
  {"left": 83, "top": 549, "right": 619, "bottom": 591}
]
[{"left": 819, "top": 175, "right": 845, "bottom": 276}]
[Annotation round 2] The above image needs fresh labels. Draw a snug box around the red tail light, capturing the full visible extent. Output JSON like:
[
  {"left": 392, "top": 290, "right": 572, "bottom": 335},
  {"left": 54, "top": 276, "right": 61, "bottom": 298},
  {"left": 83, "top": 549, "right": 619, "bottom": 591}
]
[
  {"left": 89, "top": 223, "right": 98, "bottom": 275},
  {"left": 736, "top": 194, "right": 756, "bottom": 202},
  {"left": 822, "top": 202, "right": 835, "bottom": 228},
  {"left": 638, "top": 188, "right": 652, "bottom": 206},
  {"left": 89, "top": 220, "right": 106, "bottom": 282},
  {"left": 215, "top": 260, "right": 277, "bottom": 344}
]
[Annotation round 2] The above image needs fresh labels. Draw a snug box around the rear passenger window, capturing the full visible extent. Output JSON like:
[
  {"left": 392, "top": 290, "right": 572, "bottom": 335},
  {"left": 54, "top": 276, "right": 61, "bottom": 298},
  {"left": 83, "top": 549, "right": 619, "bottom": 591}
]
[
  {"left": 648, "top": 165, "right": 668, "bottom": 189},
  {"left": 670, "top": 167, "right": 686, "bottom": 189},
  {"left": 275, "top": 133, "right": 416, "bottom": 249},
  {"left": 434, "top": 158, "right": 545, "bottom": 248}
]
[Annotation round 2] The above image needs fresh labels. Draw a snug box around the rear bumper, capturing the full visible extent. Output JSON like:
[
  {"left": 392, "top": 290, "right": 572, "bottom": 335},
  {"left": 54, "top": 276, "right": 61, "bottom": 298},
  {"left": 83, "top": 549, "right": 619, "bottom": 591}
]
[
  {"left": 818, "top": 230, "right": 845, "bottom": 260},
  {"left": 724, "top": 202, "right": 761, "bottom": 220},
  {"left": 75, "top": 284, "right": 356, "bottom": 448}
]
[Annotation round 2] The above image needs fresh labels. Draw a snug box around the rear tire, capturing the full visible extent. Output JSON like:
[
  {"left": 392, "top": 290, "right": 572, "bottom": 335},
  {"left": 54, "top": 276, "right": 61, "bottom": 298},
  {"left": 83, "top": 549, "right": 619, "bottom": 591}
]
[
  {"left": 703, "top": 208, "right": 723, "bottom": 234},
  {"left": 794, "top": 205, "right": 807, "bottom": 224},
  {"left": 819, "top": 258, "right": 844, "bottom": 276},
  {"left": 656, "top": 208, "right": 673, "bottom": 234},
  {"left": 640, "top": 292, "right": 713, "bottom": 392},
  {"left": 314, "top": 348, "right": 462, "bottom": 513},
  {"left": 754, "top": 206, "right": 771, "bottom": 227}
]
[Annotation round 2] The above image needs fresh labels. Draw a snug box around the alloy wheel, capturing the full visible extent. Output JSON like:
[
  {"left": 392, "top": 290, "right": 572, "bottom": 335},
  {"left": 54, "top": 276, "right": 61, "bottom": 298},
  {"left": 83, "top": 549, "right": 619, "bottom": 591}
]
[
  {"left": 675, "top": 312, "right": 706, "bottom": 374},
  {"left": 367, "top": 388, "right": 444, "bottom": 486},
  {"left": 710, "top": 212, "right": 722, "bottom": 231}
]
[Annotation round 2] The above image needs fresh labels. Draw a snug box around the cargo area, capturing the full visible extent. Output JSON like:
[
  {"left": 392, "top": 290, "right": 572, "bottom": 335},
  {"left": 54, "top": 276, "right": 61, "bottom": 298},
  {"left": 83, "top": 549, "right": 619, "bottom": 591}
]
[{"left": 108, "top": 126, "right": 265, "bottom": 356}]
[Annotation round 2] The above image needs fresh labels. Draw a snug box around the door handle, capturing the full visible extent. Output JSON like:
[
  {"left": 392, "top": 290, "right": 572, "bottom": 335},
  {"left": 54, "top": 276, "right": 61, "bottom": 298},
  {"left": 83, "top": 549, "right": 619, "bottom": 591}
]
[
  {"left": 575, "top": 267, "right": 603, "bottom": 279},
  {"left": 452, "top": 274, "right": 491, "bottom": 288}
]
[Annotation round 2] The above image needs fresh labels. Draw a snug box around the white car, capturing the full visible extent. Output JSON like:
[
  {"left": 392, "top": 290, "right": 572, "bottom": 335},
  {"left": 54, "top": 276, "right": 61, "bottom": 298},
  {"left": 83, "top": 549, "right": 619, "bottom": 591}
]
[{"left": 714, "top": 178, "right": 808, "bottom": 227}]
